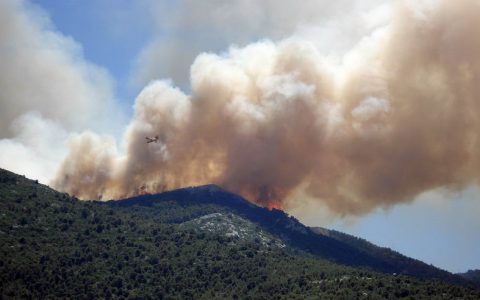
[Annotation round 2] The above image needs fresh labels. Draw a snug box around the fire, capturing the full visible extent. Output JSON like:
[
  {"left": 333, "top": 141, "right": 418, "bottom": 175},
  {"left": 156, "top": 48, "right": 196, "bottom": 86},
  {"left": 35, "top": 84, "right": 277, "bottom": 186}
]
[
  {"left": 246, "top": 185, "right": 285, "bottom": 211},
  {"left": 266, "top": 202, "right": 283, "bottom": 211},
  {"left": 138, "top": 185, "right": 150, "bottom": 196}
]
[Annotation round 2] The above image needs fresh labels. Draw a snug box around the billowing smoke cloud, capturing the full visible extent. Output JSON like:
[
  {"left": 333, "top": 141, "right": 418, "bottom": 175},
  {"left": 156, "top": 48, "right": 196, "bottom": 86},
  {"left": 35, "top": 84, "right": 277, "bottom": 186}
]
[
  {"left": 133, "top": 0, "right": 389, "bottom": 88},
  {"left": 54, "top": 0, "right": 480, "bottom": 216},
  {"left": 0, "top": 0, "right": 118, "bottom": 183}
]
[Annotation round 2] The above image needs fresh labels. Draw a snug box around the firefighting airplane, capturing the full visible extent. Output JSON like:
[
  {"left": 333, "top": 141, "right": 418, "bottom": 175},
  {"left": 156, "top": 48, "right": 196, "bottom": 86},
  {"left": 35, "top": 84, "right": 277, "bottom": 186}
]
[{"left": 145, "top": 136, "right": 160, "bottom": 144}]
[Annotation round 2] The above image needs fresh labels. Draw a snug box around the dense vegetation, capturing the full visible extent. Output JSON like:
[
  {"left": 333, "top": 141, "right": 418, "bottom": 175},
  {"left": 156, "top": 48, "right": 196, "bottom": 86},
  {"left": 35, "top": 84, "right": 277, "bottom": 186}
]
[
  {"left": 459, "top": 270, "right": 480, "bottom": 286},
  {"left": 1, "top": 168, "right": 479, "bottom": 299},
  {"left": 111, "top": 185, "right": 470, "bottom": 286}
]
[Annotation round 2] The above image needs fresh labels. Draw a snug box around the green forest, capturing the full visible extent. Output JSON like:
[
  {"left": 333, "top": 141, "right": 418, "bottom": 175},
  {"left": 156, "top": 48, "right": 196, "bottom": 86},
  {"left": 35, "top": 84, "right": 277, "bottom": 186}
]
[{"left": 1, "top": 168, "right": 479, "bottom": 299}]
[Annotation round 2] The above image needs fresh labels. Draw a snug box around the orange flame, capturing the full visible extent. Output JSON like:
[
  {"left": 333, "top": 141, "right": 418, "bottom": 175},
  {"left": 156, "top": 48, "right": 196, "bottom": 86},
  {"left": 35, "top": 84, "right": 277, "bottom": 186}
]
[{"left": 266, "top": 202, "right": 283, "bottom": 211}]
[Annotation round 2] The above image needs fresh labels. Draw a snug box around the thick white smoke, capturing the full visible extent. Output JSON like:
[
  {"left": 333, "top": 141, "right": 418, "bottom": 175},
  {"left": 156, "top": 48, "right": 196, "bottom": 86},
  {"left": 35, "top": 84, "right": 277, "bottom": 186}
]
[
  {"left": 133, "top": 0, "right": 389, "bottom": 88},
  {"left": 54, "top": 0, "right": 480, "bottom": 216}
]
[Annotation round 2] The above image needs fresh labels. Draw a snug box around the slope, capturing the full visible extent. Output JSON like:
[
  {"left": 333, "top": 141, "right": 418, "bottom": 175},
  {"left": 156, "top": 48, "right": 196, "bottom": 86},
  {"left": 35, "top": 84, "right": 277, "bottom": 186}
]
[
  {"left": 0, "top": 168, "right": 479, "bottom": 299},
  {"left": 107, "top": 185, "right": 468, "bottom": 286},
  {"left": 458, "top": 270, "right": 480, "bottom": 286}
]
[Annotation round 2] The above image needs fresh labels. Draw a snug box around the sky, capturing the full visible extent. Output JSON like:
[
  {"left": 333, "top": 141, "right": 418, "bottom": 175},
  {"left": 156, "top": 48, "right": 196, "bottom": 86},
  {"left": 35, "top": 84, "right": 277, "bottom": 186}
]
[{"left": 1, "top": 0, "right": 479, "bottom": 273}]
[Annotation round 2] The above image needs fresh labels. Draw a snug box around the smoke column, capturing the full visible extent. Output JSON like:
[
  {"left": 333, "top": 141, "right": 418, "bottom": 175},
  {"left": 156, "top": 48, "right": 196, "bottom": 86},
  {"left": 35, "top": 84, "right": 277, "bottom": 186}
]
[{"left": 53, "top": 0, "right": 480, "bottom": 216}]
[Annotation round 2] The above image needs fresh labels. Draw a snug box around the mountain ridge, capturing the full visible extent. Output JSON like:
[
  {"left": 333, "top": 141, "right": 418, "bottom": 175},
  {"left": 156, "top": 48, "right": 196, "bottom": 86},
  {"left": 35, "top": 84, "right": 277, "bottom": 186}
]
[
  {"left": 458, "top": 270, "right": 480, "bottom": 286},
  {"left": 105, "top": 184, "right": 470, "bottom": 286}
]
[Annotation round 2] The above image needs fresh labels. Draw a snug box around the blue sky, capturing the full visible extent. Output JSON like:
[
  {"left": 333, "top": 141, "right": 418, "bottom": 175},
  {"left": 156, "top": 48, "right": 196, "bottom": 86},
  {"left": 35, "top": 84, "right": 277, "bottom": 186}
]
[
  {"left": 329, "top": 187, "right": 480, "bottom": 273},
  {"left": 5, "top": 0, "right": 479, "bottom": 273},
  {"left": 30, "top": 0, "right": 152, "bottom": 108}
]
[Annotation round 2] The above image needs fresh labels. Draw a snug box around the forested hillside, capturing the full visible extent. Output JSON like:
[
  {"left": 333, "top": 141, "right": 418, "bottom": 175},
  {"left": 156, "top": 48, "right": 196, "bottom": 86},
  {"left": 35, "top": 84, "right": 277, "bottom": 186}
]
[
  {"left": 110, "top": 185, "right": 470, "bottom": 286},
  {"left": 459, "top": 270, "right": 480, "bottom": 286},
  {"left": 1, "top": 168, "right": 479, "bottom": 299}
]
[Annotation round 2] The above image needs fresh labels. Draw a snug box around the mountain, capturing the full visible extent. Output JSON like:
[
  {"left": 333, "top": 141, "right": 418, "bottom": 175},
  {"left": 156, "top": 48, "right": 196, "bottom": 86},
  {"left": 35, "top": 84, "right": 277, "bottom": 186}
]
[
  {"left": 106, "top": 185, "right": 467, "bottom": 285},
  {"left": 1, "top": 168, "right": 479, "bottom": 299},
  {"left": 310, "top": 227, "right": 468, "bottom": 285},
  {"left": 458, "top": 270, "right": 480, "bottom": 286}
]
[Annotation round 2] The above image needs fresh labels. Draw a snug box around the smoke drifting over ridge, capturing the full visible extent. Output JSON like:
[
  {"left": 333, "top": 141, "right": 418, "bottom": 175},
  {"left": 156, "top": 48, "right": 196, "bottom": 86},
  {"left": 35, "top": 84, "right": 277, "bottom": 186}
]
[{"left": 54, "top": 0, "right": 480, "bottom": 216}]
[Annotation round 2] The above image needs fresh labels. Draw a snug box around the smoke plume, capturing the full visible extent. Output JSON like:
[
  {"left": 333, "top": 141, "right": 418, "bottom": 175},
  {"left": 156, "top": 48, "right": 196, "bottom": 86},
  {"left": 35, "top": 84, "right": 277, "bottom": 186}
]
[
  {"left": 0, "top": 0, "right": 117, "bottom": 183},
  {"left": 54, "top": 0, "right": 480, "bottom": 216}
]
